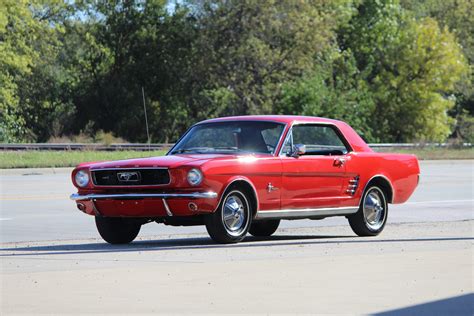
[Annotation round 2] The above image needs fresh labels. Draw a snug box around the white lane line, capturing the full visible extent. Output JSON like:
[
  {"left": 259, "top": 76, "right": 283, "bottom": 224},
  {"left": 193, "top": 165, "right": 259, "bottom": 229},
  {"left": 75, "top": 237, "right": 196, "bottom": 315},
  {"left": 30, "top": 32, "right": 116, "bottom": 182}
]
[
  {"left": 0, "top": 218, "right": 12, "bottom": 221},
  {"left": 405, "top": 199, "right": 473, "bottom": 205}
]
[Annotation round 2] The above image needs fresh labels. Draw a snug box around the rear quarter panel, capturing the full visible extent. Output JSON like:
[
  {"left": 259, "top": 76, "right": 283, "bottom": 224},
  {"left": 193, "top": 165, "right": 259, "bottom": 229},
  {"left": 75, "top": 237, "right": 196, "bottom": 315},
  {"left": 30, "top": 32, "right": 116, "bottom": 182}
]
[{"left": 347, "top": 152, "right": 420, "bottom": 204}]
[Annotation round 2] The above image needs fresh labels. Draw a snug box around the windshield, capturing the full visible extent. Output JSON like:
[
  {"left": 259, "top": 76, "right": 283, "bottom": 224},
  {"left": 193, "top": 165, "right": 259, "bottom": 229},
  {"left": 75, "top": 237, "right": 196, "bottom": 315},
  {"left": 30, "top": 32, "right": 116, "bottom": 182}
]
[{"left": 169, "top": 121, "right": 285, "bottom": 155}]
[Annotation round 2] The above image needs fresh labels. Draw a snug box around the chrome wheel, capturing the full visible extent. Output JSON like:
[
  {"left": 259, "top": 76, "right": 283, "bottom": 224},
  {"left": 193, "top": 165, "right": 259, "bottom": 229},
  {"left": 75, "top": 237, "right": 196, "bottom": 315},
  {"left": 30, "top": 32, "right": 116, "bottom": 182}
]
[
  {"left": 362, "top": 187, "right": 386, "bottom": 231},
  {"left": 222, "top": 192, "right": 248, "bottom": 236},
  {"left": 205, "top": 188, "right": 253, "bottom": 243}
]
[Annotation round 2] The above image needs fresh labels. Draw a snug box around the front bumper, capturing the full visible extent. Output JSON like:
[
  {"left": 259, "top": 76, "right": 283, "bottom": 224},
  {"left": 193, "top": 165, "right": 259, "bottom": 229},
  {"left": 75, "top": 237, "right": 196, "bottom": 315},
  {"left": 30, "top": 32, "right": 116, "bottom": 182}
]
[
  {"left": 70, "top": 191, "right": 218, "bottom": 217},
  {"left": 70, "top": 191, "right": 218, "bottom": 201}
]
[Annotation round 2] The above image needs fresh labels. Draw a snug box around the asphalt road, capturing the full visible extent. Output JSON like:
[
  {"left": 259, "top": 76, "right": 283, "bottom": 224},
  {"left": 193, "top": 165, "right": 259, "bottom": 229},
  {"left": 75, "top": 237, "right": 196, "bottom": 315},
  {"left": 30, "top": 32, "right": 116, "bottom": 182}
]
[
  {"left": 0, "top": 160, "right": 472, "bottom": 243},
  {"left": 0, "top": 160, "right": 473, "bottom": 314}
]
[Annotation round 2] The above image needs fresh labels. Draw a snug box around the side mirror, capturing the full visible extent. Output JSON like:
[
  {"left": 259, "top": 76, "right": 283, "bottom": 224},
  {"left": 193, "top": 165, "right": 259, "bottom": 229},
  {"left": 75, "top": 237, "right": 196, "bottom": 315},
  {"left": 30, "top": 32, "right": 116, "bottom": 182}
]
[{"left": 291, "top": 144, "right": 306, "bottom": 157}]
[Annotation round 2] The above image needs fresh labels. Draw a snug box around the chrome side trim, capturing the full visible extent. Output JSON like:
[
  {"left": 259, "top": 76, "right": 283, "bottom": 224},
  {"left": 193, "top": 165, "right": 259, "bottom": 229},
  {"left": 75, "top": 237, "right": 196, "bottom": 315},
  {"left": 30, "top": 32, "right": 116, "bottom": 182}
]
[
  {"left": 255, "top": 206, "right": 358, "bottom": 220},
  {"left": 162, "top": 199, "right": 173, "bottom": 216},
  {"left": 70, "top": 191, "right": 218, "bottom": 201}
]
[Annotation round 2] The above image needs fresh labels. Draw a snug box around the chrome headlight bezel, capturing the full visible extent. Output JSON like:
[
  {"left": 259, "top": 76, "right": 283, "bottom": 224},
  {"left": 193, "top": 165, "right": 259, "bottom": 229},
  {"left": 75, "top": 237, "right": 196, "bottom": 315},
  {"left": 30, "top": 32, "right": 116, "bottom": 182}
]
[
  {"left": 187, "top": 168, "right": 203, "bottom": 186},
  {"left": 75, "top": 170, "right": 90, "bottom": 188}
]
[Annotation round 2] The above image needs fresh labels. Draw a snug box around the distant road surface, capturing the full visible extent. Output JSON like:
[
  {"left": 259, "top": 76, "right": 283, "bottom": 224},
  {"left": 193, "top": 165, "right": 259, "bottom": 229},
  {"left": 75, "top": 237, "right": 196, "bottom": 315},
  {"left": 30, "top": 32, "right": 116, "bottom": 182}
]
[{"left": 1, "top": 160, "right": 472, "bottom": 314}]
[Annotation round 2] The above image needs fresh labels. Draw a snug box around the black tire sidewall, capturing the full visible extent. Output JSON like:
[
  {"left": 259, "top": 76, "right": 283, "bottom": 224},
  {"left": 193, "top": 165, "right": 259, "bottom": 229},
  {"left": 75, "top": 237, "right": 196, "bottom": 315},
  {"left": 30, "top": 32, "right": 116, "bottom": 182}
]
[
  {"left": 205, "top": 189, "right": 252, "bottom": 243},
  {"left": 95, "top": 216, "right": 141, "bottom": 244},
  {"left": 349, "top": 185, "right": 388, "bottom": 236},
  {"left": 249, "top": 220, "right": 280, "bottom": 237},
  {"left": 362, "top": 186, "right": 388, "bottom": 233}
]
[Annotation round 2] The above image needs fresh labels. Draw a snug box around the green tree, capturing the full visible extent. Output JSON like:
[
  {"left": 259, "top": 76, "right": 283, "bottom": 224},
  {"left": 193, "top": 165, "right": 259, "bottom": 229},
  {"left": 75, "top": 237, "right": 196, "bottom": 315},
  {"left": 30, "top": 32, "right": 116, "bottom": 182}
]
[
  {"left": 342, "top": 0, "right": 468, "bottom": 142},
  {"left": 0, "top": 0, "right": 72, "bottom": 142},
  {"left": 2, "top": 0, "right": 469, "bottom": 144},
  {"left": 276, "top": 50, "right": 376, "bottom": 141},
  {"left": 186, "top": 0, "right": 352, "bottom": 118},
  {"left": 401, "top": 0, "right": 473, "bottom": 141},
  {"left": 0, "top": 0, "right": 39, "bottom": 141},
  {"left": 65, "top": 0, "right": 196, "bottom": 142}
]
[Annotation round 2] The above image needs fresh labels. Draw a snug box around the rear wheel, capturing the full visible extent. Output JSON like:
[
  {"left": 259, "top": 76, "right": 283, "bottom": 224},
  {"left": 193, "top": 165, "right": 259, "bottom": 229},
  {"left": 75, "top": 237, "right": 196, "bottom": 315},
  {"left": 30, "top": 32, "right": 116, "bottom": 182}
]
[
  {"left": 348, "top": 186, "right": 388, "bottom": 236},
  {"left": 95, "top": 216, "right": 141, "bottom": 244},
  {"left": 249, "top": 220, "right": 280, "bottom": 237},
  {"left": 205, "top": 189, "right": 252, "bottom": 244}
]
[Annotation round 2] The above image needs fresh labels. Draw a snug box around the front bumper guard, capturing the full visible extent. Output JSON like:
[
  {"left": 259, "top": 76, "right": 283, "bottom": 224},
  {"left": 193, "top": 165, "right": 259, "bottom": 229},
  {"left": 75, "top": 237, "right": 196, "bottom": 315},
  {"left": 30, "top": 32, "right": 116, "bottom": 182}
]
[{"left": 70, "top": 191, "right": 218, "bottom": 201}]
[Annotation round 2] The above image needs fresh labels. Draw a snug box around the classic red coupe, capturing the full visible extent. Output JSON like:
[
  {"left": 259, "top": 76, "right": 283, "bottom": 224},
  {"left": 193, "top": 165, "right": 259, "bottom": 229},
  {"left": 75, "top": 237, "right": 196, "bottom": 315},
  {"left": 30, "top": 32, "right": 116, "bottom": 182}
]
[{"left": 70, "top": 115, "right": 419, "bottom": 244}]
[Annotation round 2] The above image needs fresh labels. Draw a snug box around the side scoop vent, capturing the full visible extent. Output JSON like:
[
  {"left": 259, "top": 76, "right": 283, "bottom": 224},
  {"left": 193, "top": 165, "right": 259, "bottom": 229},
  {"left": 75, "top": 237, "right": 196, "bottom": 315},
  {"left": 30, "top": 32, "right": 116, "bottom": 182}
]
[{"left": 346, "top": 176, "right": 359, "bottom": 195}]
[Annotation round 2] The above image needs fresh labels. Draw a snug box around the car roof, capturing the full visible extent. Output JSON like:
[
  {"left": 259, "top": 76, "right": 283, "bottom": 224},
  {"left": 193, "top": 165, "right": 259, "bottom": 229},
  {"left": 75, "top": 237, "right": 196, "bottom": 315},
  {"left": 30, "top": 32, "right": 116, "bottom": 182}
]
[
  {"left": 199, "top": 115, "right": 343, "bottom": 126},
  {"left": 191, "top": 115, "right": 371, "bottom": 153}
]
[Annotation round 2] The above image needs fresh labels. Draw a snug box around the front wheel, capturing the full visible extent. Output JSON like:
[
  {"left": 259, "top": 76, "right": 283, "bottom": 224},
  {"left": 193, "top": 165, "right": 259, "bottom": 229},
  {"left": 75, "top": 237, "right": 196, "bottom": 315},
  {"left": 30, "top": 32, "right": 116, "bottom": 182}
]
[
  {"left": 95, "top": 216, "right": 141, "bottom": 244},
  {"left": 205, "top": 189, "right": 252, "bottom": 243},
  {"left": 348, "top": 186, "right": 388, "bottom": 236}
]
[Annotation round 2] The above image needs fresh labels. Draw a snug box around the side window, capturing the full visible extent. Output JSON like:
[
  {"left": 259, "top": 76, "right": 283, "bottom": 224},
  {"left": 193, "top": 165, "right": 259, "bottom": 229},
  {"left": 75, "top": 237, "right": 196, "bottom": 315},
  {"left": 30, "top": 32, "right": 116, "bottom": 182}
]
[{"left": 282, "top": 125, "right": 349, "bottom": 156}]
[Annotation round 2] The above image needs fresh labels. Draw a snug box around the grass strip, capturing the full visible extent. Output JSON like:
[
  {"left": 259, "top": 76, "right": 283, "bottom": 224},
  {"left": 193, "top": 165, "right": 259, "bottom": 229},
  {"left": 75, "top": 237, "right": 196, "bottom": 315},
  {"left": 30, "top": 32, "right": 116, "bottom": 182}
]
[
  {"left": 374, "top": 147, "right": 473, "bottom": 160},
  {"left": 0, "top": 150, "right": 166, "bottom": 169}
]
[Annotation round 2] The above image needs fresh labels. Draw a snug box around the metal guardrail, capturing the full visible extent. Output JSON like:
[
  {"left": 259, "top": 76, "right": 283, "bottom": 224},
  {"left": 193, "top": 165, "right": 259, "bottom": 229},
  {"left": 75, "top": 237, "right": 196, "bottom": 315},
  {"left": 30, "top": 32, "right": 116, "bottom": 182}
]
[
  {"left": 368, "top": 143, "right": 472, "bottom": 148},
  {"left": 0, "top": 142, "right": 471, "bottom": 151}
]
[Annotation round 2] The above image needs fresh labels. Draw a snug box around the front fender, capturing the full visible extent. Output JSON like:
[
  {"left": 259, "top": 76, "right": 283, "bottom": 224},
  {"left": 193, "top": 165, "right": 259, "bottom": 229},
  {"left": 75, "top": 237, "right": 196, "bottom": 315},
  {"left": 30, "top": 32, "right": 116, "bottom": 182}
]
[{"left": 213, "top": 176, "right": 260, "bottom": 213}]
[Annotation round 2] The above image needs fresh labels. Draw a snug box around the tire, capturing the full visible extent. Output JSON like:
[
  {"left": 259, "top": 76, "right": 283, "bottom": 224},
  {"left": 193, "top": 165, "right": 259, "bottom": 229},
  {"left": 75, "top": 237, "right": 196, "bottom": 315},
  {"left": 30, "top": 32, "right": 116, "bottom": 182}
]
[
  {"left": 348, "top": 185, "right": 388, "bottom": 236},
  {"left": 205, "top": 189, "right": 252, "bottom": 244},
  {"left": 249, "top": 220, "right": 280, "bottom": 237},
  {"left": 95, "top": 216, "right": 141, "bottom": 244}
]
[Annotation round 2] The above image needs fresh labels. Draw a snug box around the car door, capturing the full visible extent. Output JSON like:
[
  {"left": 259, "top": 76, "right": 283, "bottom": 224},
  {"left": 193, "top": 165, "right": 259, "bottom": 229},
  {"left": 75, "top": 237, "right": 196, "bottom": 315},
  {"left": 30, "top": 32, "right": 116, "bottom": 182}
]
[{"left": 280, "top": 124, "right": 349, "bottom": 209}]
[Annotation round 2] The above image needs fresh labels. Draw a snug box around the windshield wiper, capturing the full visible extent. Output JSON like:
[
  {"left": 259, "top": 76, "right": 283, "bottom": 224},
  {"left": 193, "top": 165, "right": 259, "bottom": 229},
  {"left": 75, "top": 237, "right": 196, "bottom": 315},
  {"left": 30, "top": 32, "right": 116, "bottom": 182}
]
[
  {"left": 212, "top": 146, "right": 240, "bottom": 151},
  {"left": 212, "top": 147, "right": 257, "bottom": 154},
  {"left": 172, "top": 146, "right": 247, "bottom": 155},
  {"left": 172, "top": 147, "right": 212, "bottom": 154}
]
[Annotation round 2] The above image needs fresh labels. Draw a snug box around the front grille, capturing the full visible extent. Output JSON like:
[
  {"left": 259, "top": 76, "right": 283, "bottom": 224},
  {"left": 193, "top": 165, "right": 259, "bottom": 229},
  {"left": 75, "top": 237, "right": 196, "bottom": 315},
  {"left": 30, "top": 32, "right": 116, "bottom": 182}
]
[{"left": 92, "top": 168, "right": 170, "bottom": 186}]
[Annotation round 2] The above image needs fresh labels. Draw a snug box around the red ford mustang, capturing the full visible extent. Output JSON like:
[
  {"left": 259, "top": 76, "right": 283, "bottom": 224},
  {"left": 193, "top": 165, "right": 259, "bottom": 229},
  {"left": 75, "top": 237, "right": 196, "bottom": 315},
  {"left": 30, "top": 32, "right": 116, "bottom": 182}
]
[{"left": 70, "top": 115, "right": 419, "bottom": 244}]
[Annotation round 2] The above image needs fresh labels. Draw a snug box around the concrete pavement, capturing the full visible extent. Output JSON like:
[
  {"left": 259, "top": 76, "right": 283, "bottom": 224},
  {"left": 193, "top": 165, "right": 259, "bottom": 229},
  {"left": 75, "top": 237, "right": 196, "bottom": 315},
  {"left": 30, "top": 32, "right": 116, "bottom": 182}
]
[{"left": 1, "top": 221, "right": 472, "bottom": 314}]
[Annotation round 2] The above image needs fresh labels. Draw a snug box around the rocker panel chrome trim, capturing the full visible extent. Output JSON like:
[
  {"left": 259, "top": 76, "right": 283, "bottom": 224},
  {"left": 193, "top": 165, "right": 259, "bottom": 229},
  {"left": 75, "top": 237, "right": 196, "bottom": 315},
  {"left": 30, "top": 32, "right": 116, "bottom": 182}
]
[{"left": 255, "top": 206, "right": 358, "bottom": 220}]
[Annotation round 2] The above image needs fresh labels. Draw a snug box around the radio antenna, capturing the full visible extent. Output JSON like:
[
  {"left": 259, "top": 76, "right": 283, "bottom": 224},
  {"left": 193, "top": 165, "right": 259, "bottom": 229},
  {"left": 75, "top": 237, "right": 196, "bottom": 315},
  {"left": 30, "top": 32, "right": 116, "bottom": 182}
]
[{"left": 141, "top": 86, "right": 151, "bottom": 149}]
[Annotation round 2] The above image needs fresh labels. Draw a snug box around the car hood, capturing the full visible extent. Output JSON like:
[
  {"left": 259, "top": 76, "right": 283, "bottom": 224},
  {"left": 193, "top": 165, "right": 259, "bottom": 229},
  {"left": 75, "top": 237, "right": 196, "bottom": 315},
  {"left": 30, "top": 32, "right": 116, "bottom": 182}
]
[{"left": 77, "top": 154, "right": 256, "bottom": 170}]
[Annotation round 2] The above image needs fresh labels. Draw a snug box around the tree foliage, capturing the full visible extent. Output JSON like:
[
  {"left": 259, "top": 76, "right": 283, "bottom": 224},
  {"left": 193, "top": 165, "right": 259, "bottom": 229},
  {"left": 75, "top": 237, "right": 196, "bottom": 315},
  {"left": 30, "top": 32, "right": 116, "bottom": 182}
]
[
  {"left": 0, "top": 0, "right": 471, "bottom": 143},
  {"left": 0, "top": 0, "right": 72, "bottom": 142},
  {"left": 341, "top": 1, "right": 467, "bottom": 141},
  {"left": 401, "top": 0, "right": 473, "bottom": 141}
]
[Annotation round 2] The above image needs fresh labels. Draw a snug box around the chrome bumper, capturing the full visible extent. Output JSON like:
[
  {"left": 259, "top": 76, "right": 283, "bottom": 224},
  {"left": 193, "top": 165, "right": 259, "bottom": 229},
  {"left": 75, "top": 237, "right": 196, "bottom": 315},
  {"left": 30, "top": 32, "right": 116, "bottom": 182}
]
[{"left": 70, "top": 191, "right": 218, "bottom": 201}]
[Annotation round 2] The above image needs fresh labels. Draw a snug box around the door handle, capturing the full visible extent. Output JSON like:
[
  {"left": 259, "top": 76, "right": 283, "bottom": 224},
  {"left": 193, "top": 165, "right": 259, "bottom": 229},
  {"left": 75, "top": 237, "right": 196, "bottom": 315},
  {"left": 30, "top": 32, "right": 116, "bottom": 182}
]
[{"left": 333, "top": 158, "right": 345, "bottom": 167}]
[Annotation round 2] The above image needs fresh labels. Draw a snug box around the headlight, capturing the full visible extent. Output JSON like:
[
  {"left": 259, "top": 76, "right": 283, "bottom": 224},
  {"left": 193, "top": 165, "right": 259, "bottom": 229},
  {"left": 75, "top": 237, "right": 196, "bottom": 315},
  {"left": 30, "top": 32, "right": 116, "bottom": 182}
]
[
  {"left": 187, "top": 168, "right": 203, "bottom": 186},
  {"left": 75, "top": 170, "right": 90, "bottom": 187}
]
